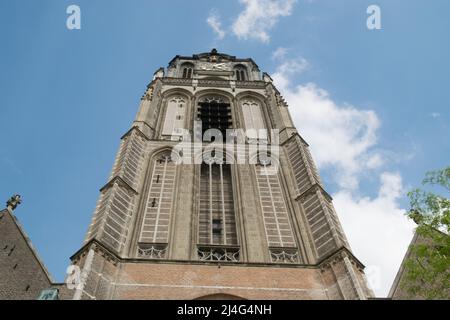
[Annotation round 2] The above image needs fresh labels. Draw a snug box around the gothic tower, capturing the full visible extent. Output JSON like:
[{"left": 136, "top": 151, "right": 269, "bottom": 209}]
[{"left": 70, "top": 49, "right": 373, "bottom": 300}]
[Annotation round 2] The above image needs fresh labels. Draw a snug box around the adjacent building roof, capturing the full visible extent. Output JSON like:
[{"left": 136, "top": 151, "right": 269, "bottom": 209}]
[{"left": 0, "top": 208, "right": 54, "bottom": 299}]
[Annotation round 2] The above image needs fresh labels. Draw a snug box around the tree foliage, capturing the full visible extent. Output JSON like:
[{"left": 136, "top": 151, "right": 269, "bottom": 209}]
[{"left": 403, "top": 167, "right": 450, "bottom": 299}]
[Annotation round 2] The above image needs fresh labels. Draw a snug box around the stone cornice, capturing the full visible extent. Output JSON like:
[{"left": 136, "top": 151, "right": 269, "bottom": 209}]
[
  {"left": 162, "top": 77, "right": 193, "bottom": 86},
  {"left": 317, "top": 246, "right": 366, "bottom": 271},
  {"left": 120, "top": 126, "right": 151, "bottom": 141},
  {"left": 70, "top": 239, "right": 120, "bottom": 266},
  {"left": 132, "top": 121, "right": 154, "bottom": 132},
  {"left": 146, "top": 77, "right": 162, "bottom": 90},
  {"left": 235, "top": 81, "right": 267, "bottom": 89},
  {"left": 295, "top": 183, "right": 333, "bottom": 202},
  {"left": 167, "top": 51, "right": 260, "bottom": 70},
  {"left": 70, "top": 240, "right": 364, "bottom": 271},
  {"left": 99, "top": 176, "right": 138, "bottom": 195},
  {"left": 280, "top": 131, "right": 310, "bottom": 147},
  {"left": 161, "top": 77, "right": 267, "bottom": 90}
]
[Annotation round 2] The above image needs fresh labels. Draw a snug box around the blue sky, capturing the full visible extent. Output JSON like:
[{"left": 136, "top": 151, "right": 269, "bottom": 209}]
[{"left": 0, "top": 0, "right": 448, "bottom": 296}]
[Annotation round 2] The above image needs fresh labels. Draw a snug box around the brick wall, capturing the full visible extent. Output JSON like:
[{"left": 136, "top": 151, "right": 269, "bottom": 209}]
[
  {"left": 0, "top": 209, "right": 53, "bottom": 300},
  {"left": 72, "top": 241, "right": 370, "bottom": 300}
]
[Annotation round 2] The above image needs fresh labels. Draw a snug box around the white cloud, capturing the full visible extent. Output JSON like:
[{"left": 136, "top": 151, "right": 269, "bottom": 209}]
[
  {"left": 430, "top": 112, "right": 441, "bottom": 119},
  {"left": 271, "top": 51, "right": 415, "bottom": 297},
  {"left": 271, "top": 46, "right": 289, "bottom": 60},
  {"left": 272, "top": 52, "right": 382, "bottom": 190},
  {"left": 333, "top": 172, "right": 415, "bottom": 296},
  {"left": 207, "top": 11, "right": 226, "bottom": 40},
  {"left": 277, "top": 79, "right": 381, "bottom": 190},
  {"left": 232, "top": 0, "right": 297, "bottom": 43},
  {"left": 271, "top": 55, "right": 309, "bottom": 90},
  {"left": 274, "top": 56, "right": 309, "bottom": 74},
  {"left": 366, "top": 153, "right": 384, "bottom": 169}
]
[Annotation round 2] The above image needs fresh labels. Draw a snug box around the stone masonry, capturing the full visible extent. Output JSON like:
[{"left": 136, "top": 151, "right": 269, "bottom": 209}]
[{"left": 69, "top": 49, "right": 374, "bottom": 300}]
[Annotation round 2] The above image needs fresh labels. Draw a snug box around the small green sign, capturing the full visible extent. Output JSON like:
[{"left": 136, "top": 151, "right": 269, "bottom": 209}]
[{"left": 37, "top": 289, "right": 59, "bottom": 300}]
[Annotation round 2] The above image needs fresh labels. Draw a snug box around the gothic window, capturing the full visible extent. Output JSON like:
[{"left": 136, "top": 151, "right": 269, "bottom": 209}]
[
  {"left": 241, "top": 99, "right": 266, "bottom": 141},
  {"left": 139, "top": 150, "right": 176, "bottom": 247},
  {"left": 234, "top": 65, "right": 247, "bottom": 81},
  {"left": 181, "top": 63, "right": 194, "bottom": 79},
  {"left": 197, "top": 96, "right": 232, "bottom": 138},
  {"left": 254, "top": 159, "right": 297, "bottom": 249},
  {"left": 162, "top": 96, "right": 187, "bottom": 139},
  {"left": 197, "top": 95, "right": 239, "bottom": 256},
  {"left": 198, "top": 162, "right": 238, "bottom": 246}
]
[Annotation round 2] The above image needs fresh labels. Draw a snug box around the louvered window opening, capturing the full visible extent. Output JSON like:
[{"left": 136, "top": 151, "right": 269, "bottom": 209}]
[
  {"left": 198, "top": 163, "right": 238, "bottom": 245},
  {"left": 197, "top": 98, "right": 238, "bottom": 247},
  {"left": 197, "top": 100, "right": 232, "bottom": 138}
]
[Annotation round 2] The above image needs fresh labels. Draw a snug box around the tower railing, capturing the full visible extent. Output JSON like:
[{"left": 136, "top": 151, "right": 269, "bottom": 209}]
[{"left": 197, "top": 245, "right": 240, "bottom": 262}]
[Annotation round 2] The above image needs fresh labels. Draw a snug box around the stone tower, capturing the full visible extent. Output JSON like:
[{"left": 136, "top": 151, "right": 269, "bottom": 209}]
[{"left": 70, "top": 49, "right": 373, "bottom": 300}]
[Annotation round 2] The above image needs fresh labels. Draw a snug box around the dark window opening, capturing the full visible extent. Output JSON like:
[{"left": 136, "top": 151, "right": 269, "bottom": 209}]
[
  {"left": 199, "top": 163, "right": 238, "bottom": 246},
  {"left": 197, "top": 100, "right": 232, "bottom": 138},
  {"left": 182, "top": 67, "right": 193, "bottom": 79},
  {"left": 235, "top": 69, "right": 246, "bottom": 81}
]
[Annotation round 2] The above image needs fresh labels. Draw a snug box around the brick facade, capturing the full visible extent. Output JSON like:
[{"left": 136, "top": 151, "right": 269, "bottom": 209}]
[
  {"left": 0, "top": 208, "right": 53, "bottom": 299},
  {"left": 69, "top": 240, "right": 371, "bottom": 300}
]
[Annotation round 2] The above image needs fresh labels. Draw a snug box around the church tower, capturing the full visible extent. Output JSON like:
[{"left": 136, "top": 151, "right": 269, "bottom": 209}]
[{"left": 70, "top": 49, "right": 373, "bottom": 300}]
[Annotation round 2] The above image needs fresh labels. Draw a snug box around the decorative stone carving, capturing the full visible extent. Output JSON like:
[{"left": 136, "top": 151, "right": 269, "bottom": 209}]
[
  {"left": 168, "top": 96, "right": 186, "bottom": 104},
  {"left": 270, "top": 248, "right": 300, "bottom": 263},
  {"left": 275, "top": 91, "right": 288, "bottom": 108},
  {"left": 153, "top": 67, "right": 164, "bottom": 80},
  {"left": 197, "top": 247, "right": 240, "bottom": 262},
  {"left": 93, "top": 243, "right": 119, "bottom": 266},
  {"left": 199, "top": 96, "right": 229, "bottom": 104},
  {"left": 235, "top": 81, "right": 266, "bottom": 89},
  {"left": 161, "top": 77, "right": 266, "bottom": 89},
  {"left": 6, "top": 194, "right": 21, "bottom": 210},
  {"left": 137, "top": 244, "right": 168, "bottom": 259},
  {"left": 141, "top": 85, "right": 154, "bottom": 101},
  {"left": 197, "top": 62, "right": 231, "bottom": 71}
]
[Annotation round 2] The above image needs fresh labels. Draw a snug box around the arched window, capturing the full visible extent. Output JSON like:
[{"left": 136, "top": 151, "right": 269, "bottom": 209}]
[
  {"left": 253, "top": 155, "right": 299, "bottom": 263},
  {"left": 197, "top": 96, "right": 232, "bottom": 138},
  {"left": 198, "top": 160, "right": 238, "bottom": 247},
  {"left": 162, "top": 96, "right": 187, "bottom": 139},
  {"left": 138, "top": 150, "right": 177, "bottom": 259},
  {"left": 181, "top": 63, "right": 194, "bottom": 79},
  {"left": 234, "top": 65, "right": 247, "bottom": 81},
  {"left": 196, "top": 96, "right": 240, "bottom": 262},
  {"left": 241, "top": 98, "right": 266, "bottom": 141}
]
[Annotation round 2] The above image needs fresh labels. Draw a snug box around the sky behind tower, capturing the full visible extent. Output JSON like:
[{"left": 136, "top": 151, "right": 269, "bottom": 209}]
[{"left": 0, "top": 0, "right": 449, "bottom": 296}]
